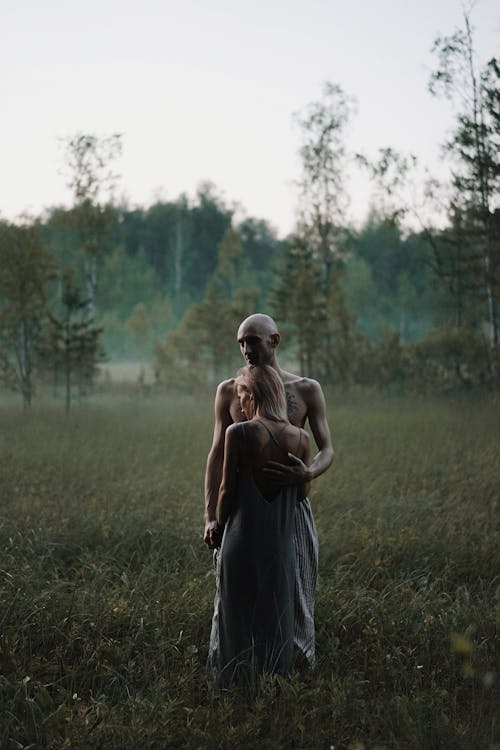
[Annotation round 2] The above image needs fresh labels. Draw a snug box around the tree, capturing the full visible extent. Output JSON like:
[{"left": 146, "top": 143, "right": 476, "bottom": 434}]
[
  {"left": 294, "top": 82, "right": 353, "bottom": 286},
  {"left": 124, "top": 302, "right": 153, "bottom": 356},
  {"left": 426, "top": 202, "right": 484, "bottom": 330},
  {"left": 356, "top": 147, "right": 418, "bottom": 226},
  {"left": 155, "top": 284, "right": 258, "bottom": 387},
  {"left": 38, "top": 268, "right": 104, "bottom": 412},
  {"left": 154, "top": 226, "right": 258, "bottom": 387},
  {"left": 61, "top": 133, "right": 122, "bottom": 323},
  {"left": 237, "top": 217, "right": 280, "bottom": 274},
  {"left": 327, "top": 280, "right": 368, "bottom": 386},
  {"left": 293, "top": 82, "right": 354, "bottom": 380},
  {"left": 429, "top": 13, "right": 500, "bottom": 348},
  {"left": 270, "top": 235, "right": 327, "bottom": 377},
  {"left": 216, "top": 227, "right": 244, "bottom": 298},
  {"left": 140, "top": 185, "right": 233, "bottom": 308},
  {"left": 0, "top": 222, "right": 56, "bottom": 406},
  {"left": 345, "top": 216, "right": 436, "bottom": 341},
  {"left": 186, "top": 182, "right": 233, "bottom": 296}
]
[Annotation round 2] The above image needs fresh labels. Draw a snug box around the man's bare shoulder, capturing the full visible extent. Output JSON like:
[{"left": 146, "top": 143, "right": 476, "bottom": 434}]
[
  {"left": 216, "top": 378, "right": 236, "bottom": 400},
  {"left": 281, "top": 370, "right": 323, "bottom": 394}
]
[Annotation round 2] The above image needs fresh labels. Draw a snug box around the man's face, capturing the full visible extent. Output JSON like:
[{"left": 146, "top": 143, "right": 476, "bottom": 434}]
[{"left": 237, "top": 327, "right": 274, "bottom": 366}]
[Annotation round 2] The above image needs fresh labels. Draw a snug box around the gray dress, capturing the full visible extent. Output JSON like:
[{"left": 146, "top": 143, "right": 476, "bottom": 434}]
[{"left": 209, "top": 422, "right": 299, "bottom": 686}]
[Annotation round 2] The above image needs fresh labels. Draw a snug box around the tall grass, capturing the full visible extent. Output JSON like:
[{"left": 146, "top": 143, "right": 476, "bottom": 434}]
[{"left": 0, "top": 393, "right": 498, "bottom": 749}]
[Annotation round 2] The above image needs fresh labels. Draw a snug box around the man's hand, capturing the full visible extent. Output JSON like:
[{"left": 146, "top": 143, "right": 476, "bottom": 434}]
[
  {"left": 263, "top": 452, "right": 312, "bottom": 486},
  {"left": 204, "top": 520, "right": 223, "bottom": 549}
]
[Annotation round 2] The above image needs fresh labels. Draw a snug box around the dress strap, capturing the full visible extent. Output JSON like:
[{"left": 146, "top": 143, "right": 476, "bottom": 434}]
[{"left": 256, "top": 419, "right": 284, "bottom": 449}]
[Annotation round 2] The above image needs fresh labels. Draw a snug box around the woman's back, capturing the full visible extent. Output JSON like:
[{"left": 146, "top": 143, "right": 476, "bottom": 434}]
[
  {"left": 239, "top": 417, "right": 307, "bottom": 502},
  {"left": 211, "top": 419, "right": 301, "bottom": 683}
]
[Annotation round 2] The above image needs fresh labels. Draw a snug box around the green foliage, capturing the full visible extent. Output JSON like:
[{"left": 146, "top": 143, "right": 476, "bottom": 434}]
[
  {"left": 328, "top": 282, "right": 370, "bottom": 387},
  {"left": 155, "top": 285, "right": 258, "bottom": 387},
  {"left": 294, "top": 80, "right": 353, "bottom": 251},
  {"left": 410, "top": 326, "right": 494, "bottom": 392},
  {"left": 216, "top": 227, "right": 244, "bottom": 298},
  {"left": 153, "top": 225, "right": 263, "bottom": 386},
  {"left": 60, "top": 133, "right": 123, "bottom": 324},
  {"left": 362, "top": 332, "right": 411, "bottom": 393},
  {"left": 343, "top": 221, "right": 439, "bottom": 342},
  {"left": 37, "top": 268, "right": 105, "bottom": 411},
  {"left": 355, "top": 147, "right": 418, "bottom": 225},
  {"left": 270, "top": 236, "right": 328, "bottom": 377},
  {"left": 0, "top": 395, "right": 497, "bottom": 748},
  {"left": 349, "top": 327, "right": 498, "bottom": 394},
  {"left": 0, "top": 221, "right": 57, "bottom": 406},
  {"left": 429, "top": 16, "right": 500, "bottom": 346},
  {"left": 4, "top": 28, "right": 497, "bottom": 381},
  {"left": 40, "top": 187, "right": 281, "bottom": 360}
]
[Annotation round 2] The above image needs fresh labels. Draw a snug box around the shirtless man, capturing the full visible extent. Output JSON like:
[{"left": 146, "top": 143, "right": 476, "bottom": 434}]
[{"left": 204, "top": 313, "right": 334, "bottom": 665}]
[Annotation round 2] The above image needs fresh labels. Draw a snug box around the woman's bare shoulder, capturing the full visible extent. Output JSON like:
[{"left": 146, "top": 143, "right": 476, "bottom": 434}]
[{"left": 226, "top": 421, "right": 245, "bottom": 438}]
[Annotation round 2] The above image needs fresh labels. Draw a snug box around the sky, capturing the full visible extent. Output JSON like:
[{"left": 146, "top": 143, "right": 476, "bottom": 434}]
[{"left": 1, "top": 0, "right": 498, "bottom": 237}]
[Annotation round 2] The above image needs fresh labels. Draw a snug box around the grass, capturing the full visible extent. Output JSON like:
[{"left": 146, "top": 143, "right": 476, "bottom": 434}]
[{"left": 0, "top": 391, "right": 498, "bottom": 749}]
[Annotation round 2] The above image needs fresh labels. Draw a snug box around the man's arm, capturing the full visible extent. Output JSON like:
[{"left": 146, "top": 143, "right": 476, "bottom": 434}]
[
  {"left": 264, "top": 379, "right": 334, "bottom": 485},
  {"left": 303, "top": 379, "right": 334, "bottom": 479},
  {"left": 204, "top": 380, "right": 234, "bottom": 548},
  {"left": 297, "top": 429, "right": 311, "bottom": 500}
]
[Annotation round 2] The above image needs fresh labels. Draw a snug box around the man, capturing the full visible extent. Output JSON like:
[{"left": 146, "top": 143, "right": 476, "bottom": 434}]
[{"left": 204, "top": 313, "right": 334, "bottom": 665}]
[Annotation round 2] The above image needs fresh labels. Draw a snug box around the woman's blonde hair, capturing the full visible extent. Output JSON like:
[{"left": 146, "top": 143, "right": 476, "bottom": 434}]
[{"left": 236, "top": 365, "right": 288, "bottom": 422}]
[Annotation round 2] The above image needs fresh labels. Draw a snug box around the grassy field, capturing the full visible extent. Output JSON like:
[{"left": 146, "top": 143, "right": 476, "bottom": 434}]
[{"left": 0, "top": 392, "right": 498, "bottom": 749}]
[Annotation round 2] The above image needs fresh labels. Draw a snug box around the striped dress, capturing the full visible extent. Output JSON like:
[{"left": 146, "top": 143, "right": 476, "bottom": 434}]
[{"left": 293, "top": 497, "right": 318, "bottom": 666}]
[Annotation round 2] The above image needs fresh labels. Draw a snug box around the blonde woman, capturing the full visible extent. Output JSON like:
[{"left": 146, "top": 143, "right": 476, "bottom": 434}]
[{"left": 209, "top": 365, "right": 310, "bottom": 685}]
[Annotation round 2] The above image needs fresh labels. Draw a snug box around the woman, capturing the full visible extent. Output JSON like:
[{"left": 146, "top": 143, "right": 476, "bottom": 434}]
[{"left": 208, "top": 365, "right": 310, "bottom": 686}]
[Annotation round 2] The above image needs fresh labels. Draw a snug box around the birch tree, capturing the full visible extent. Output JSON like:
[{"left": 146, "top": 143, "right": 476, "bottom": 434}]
[
  {"left": 0, "top": 222, "right": 56, "bottom": 406},
  {"left": 61, "top": 133, "right": 122, "bottom": 323}
]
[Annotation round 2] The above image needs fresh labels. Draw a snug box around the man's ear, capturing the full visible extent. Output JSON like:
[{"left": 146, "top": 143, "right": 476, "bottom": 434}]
[{"left": 271, "top": 333, "right": 280, "bottom": 348}]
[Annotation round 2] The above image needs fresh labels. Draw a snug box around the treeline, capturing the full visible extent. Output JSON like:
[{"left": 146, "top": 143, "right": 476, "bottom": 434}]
[
  {"left": 0, "top": 12, "right": 498, "bottom": 406},
  {"left": 39, "top": 182, "right": 283, "bottom": 351}
]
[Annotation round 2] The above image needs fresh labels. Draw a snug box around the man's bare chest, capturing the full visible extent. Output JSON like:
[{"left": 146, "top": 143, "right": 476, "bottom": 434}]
[{"left": 284, "top": 385, "right": 308, "bottom": 427}]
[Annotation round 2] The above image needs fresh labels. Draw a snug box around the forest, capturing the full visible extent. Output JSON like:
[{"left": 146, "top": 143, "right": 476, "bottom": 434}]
[
  {"left": 0, "top": 12, "right": 498, "bottom": 749},
  {"left": 0, "top": 15, "right": 498, "bottom": 407}
]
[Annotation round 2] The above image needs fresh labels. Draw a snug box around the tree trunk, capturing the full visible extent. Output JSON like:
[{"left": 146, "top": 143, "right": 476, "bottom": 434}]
[
  {"left": 17, "top": 321, "right": 32, "bottom": 408},
  {"left": 85, "top": 255, "right": 97, "bottom": 323},
  {"left": 175, "top": 219, "right": 183, "bottom": 296},
  {"left": 64, "top": 326, "right": 71, "bottom": 414}
]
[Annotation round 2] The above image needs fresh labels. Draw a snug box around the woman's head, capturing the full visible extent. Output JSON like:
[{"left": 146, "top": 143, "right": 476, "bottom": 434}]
[{"left": 235, "top": 365, "right": 288, "bottom": 422}]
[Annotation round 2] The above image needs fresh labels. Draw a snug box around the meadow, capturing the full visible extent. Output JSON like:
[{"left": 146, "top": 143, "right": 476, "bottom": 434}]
[{"left": 0, "top": 391, "right": 498, "bottom": 749}]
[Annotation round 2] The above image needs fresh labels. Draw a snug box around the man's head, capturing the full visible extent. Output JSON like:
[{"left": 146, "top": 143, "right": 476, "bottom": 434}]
[{"left": 237, "top": 314, "right": 280, "bottom": 367}]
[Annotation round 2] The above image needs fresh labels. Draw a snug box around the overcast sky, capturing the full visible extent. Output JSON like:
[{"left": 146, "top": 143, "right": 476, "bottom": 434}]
[{"left": 1, "top": 0, "right": 498, "bottom": 236}]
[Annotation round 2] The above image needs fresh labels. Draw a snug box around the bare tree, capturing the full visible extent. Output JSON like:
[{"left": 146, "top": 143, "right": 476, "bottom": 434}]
[{"left": 61, "top": 133, "right": 122, "bottom": 323}]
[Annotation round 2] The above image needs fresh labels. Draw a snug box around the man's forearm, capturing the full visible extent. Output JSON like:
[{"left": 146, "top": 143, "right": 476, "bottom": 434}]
[
  {"left": 307, "top": 447, "right": 334, "bottom": 481},
  {"left": 204, "top": 452, "right": 223, "bottom": 523},
  {"left": 205, "top": 487, "right": 218, "bottom": 523}
]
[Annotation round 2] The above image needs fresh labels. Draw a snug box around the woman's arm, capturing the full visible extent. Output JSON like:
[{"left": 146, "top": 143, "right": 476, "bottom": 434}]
[{"left": 216, "top": 423, "right": 241, "bottom": 527}]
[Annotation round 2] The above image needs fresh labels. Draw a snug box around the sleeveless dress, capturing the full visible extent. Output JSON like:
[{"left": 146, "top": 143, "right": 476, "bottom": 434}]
[
  {"left": 209, "top": 422, "right": 300, "bottom": 686},
  {"left": 293, "top": 496, "right": 318, "bottom": 665}
]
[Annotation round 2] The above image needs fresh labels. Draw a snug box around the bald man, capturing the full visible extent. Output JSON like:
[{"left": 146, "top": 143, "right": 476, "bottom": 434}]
[{"left": 204, "top": 313, "right": 334, "bottom": 666}]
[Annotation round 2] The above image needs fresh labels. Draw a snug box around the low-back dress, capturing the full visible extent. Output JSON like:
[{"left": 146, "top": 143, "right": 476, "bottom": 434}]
[{"left": 209, "top": 421, "right": 301, "bottom": 685}]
